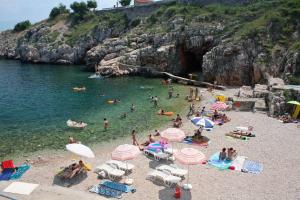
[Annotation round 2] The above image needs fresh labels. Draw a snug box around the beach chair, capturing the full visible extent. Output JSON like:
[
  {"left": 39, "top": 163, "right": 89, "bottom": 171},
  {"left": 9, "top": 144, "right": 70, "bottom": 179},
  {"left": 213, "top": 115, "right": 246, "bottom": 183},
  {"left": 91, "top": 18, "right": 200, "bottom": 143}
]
[
  {"left": 106, "top": 160, "right": 135, "bottom": 173},
  {"left": 146, "top": 170, "right": 181, "bottom": 187},
  {"left": 144, "top": 149, "right": 170, "bottom": 161},
  {"left": 94, "top": 164, "right": 125, "bottom": 181},
  {"left": 156, "top": 164, "right": 187, "bottom": 179}
]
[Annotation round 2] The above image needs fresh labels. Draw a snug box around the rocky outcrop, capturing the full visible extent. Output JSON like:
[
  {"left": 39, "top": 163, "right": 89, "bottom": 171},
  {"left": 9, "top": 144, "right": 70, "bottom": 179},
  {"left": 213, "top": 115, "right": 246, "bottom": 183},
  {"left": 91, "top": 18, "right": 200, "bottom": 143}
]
[{"left": 0, "top": 1, "right": 299, "bottom": 85}]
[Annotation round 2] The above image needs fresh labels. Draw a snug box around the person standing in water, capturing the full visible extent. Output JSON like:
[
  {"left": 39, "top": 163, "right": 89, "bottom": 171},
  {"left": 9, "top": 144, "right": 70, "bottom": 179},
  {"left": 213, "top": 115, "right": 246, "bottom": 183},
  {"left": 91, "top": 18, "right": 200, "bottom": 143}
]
[
  {"left": 104, "top": 118, "right": 109, "bottom": 131},
  {"left": 168, "top": 87, "right": 173, "bottom": 99},
  {"left": 189, "top": 87, "right": 194, "bottom": 99},
  {"left": 132, "top": 130, "right": 139, "bottom": 146},
  {"left": 195, "top": 87, "right": 199, "bottom": 100},
  {"left": 153, "top": 96, "right": 158, "bottom": 107},
  {"left": 131, "top": 103, "right": 135, "bottom": 112}
]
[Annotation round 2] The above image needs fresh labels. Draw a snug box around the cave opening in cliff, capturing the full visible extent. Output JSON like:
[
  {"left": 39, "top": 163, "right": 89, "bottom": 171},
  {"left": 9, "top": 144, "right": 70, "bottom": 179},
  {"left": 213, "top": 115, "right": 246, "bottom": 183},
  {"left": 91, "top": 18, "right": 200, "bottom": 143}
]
[{"left": 180, "top": 47, "right": 204, "bottom": 81}]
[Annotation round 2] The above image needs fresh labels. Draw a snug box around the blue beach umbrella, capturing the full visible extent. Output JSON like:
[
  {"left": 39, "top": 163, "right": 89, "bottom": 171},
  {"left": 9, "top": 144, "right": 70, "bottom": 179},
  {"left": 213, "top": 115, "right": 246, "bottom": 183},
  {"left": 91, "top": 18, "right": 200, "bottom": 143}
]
[{"left": 191, "top": 117, "right": 214, "bottom": 129}]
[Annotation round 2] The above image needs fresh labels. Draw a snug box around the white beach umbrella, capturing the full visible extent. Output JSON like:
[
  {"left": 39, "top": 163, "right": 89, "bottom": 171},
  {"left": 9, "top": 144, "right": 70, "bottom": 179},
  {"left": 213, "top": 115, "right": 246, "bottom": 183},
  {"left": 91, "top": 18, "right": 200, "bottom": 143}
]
[{"left": 66, "top": 143, "right": 95, "bottom": 158}]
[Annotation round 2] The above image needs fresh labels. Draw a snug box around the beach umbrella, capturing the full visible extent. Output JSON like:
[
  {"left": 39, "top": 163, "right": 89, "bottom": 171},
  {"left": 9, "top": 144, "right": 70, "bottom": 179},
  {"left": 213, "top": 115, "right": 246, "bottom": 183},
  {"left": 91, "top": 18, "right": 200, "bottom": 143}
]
[
  {"left": 111, "top": 144, "right": 140, "bottom": 182},
  {"left": 287, "top": 101, "right": 300, "bottom": 118},
  {"left": 66, "top": 143, "right": 95, "bottom": 158},
  {"left": 210, "top": 101, "right": 228, "bottom": 111},
  {"left": 161, "top": 128, "right": 185, "bottom": 142},
  {"left": 111, "top": 144, "right": 140, "bottom": 161},
  {"left": 161, "top": 128, "right": 186, "bottom": 160},
  {"left": 287, "top": 101, "right": 300, "bottom": 105},
  {"left": 174, "top": 148, "right": 206, "bottom": 190},
  {"left": 191, "top": 117, "right": 214, "bottom": 129}
]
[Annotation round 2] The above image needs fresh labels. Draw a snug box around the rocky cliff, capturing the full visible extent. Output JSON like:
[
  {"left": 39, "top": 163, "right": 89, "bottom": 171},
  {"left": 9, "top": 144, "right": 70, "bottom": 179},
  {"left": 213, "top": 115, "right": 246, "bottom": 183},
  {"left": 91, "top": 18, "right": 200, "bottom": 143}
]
[{"left": 0, "top": 0, "right": 299, "bottom": 86}]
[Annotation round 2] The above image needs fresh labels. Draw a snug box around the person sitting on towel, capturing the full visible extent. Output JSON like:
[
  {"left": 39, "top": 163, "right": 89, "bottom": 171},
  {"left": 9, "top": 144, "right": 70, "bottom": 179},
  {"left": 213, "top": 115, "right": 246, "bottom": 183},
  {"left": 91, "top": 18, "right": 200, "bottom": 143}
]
[
  {"left": 69, "top": 160, "right": 84, "bottom": 179},
  {"left": 219, "top": 148, "right": 227, "bottom": 161},
  {"left": 226, "top": 147, "right": 236, "bottom": 161}
]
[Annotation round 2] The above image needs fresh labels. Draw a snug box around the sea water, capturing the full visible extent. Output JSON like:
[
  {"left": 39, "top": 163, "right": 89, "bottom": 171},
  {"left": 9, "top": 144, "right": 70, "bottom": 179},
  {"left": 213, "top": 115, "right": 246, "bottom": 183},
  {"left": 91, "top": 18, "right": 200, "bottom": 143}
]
[{"left": 0, "top": 59, "right": 188, "bottom": 159}]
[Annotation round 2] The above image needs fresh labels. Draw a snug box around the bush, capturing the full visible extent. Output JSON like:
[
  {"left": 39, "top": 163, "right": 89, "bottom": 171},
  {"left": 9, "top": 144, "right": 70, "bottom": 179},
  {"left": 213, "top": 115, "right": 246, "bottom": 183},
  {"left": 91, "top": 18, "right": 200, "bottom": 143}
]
[
  {"left": 131, "top": 18, "right": 141, "bottom": 27},
  {"left": 49, "top": 4, "right": 70, "bottom": 19},
  {"left": 14, "top": 20, "right": 31, "bottom": 32},
  {"left": 147, "top": 15, "right": 157, "bottom": 25},
  {"left": 164, "top": 7, "right": 177, "bottom": 18},
  {"left": 119, "top": 0, "right": 131, "bottom": 7}
]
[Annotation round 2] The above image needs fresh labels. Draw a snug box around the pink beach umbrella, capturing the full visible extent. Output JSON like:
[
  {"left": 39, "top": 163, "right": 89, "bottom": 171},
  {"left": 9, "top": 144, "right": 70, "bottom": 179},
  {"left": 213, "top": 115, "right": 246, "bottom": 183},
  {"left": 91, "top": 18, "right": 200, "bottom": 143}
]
[
  {"left": 210, "top": 101, "right": 228, "bottom": 111},
  {"left": 111, "top": 144, "right": 140, "bottom": 161},
  {"left": 161, "top": 128, "right": 186, "bottom": 159},
  {"left": 161, "top": 128, "right": 185, "bottom": 142},
  {"left": 174, "top": 148, "right": 206, "bottom": 190}
]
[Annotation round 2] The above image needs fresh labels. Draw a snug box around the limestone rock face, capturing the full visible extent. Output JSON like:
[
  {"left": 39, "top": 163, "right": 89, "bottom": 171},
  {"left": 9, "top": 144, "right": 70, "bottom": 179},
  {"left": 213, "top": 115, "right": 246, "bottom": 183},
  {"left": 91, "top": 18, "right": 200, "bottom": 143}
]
[{"left": 0, "top": 7, "right": 299, "bottom": 85}]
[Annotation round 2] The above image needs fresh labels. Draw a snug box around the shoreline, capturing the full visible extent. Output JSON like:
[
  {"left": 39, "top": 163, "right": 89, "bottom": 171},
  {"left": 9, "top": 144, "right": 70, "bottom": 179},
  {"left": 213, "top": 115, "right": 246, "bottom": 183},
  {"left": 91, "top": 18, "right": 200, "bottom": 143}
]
[{"left": 1, "top": 87, "right": 300, "bottom": 199}]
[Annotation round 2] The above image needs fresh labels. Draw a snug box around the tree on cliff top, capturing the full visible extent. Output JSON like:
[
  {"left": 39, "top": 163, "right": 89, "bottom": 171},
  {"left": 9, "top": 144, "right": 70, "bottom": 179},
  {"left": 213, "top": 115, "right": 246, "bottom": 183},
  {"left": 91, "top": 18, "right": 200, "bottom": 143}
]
[
  {"left": 49, "top": 3, "right": 70, "bottom": 19},
  {"left": 119, "top": 0, "right": 131, "bottom": 7},
  {"left": 87, "top": 0, "right": 97, "bottom": 11},
  {"left": 70, "top": 1, "right": 89, "bottom": 15},
  {"left": 14, "top": 20, "right": 31, "bottom": 32}
]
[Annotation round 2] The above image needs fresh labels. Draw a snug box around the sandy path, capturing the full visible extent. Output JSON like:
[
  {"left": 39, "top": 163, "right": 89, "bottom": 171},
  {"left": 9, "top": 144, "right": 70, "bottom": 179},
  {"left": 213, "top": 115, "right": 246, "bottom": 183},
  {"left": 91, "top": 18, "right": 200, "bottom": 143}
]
[{"left": 0, "top": 88, "right": 299, "bottom": 200}]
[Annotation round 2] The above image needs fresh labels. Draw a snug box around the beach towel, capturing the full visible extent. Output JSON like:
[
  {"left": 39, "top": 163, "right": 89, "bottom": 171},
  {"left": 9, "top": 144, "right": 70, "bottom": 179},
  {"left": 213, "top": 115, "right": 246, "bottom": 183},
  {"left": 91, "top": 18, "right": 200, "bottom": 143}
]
[
  {"left": 101, "top": 180, "right": 133, "bottom": 193},
  {"left": 0, "top": 169, "right": 14, "bottom": 181},
  {"left": 3, "top": 182, "right": 39, "bottom": 195},
  {"left": 242, "top": 160, "right": 263, "bottom": 174},
  {"left": 89, "top": 184, "right": 122, "bottom": 199},
  {"left": 230, "top": 156, "right": 247, "bottom": 172},
  {"left": 182, "top": 139, "right": 209, "bottom": 148},
  {"left": 208, "top": 152, "right": 232, "bottom": 170},
  {"left": 10, "top": 163, "right": 30, "bottom": 180}
]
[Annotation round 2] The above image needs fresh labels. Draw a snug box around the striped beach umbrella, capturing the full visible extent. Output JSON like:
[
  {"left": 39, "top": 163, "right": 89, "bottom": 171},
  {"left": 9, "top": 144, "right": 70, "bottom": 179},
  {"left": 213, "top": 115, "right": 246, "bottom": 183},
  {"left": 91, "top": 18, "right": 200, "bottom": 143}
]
[{"left": 191, "top": 117, "right": 214, "bottom": 129}]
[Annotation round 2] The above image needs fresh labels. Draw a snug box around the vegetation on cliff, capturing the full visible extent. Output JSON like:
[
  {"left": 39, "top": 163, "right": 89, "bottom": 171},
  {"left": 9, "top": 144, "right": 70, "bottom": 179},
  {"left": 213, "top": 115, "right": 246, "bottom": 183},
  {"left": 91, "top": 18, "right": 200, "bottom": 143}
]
[{"left": 1, "top": 0, "right": 299, "bottom": 85}]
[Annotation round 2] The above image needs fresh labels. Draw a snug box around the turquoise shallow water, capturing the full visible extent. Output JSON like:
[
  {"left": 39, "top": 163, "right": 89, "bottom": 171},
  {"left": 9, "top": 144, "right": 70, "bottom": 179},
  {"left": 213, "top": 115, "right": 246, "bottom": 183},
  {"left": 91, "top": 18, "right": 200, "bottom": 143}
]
[{"left": 0, "top": 59, "right": 188, "bottom": 160}]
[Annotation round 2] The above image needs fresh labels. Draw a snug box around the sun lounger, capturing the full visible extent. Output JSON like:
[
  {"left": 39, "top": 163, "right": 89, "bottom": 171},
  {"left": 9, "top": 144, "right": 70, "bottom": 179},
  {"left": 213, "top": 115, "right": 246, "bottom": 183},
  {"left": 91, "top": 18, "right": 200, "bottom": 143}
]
[
  {"left": 156, "top": 165, "right": 187, "bottom": 178},
  {"left": 94, "top": 164, "right": 125, "bottom": 180},
  {"left": 106, "top": 160, "right": 135, "bottom": 173},
  {"left": 146, "top": 170, "right": 181, "bottom": 187},
  {"left": 144, "top": 149, "right": 170, "bottom": 161}
]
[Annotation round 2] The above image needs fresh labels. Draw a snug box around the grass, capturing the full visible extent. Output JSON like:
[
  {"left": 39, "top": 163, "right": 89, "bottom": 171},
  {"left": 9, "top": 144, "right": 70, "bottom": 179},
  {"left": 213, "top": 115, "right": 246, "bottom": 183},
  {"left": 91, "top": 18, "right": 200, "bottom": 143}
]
[{"left": 47, "top": 31, "right": 60, "bottom": 43}]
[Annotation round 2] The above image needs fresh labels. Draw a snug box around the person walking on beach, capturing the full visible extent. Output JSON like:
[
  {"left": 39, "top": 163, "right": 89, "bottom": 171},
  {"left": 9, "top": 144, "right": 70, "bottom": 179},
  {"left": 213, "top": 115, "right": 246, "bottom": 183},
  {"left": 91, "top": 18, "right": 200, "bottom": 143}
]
[
  {"left": 103, "top": 118, "right": 109, "bottom": 131},
  {"left": 132, "top": 130, "right": 139, "bottom": 146},
  {"left": 153, "top": 96, "right": 158, "bottom": 107},
  {"left": 187, "top": 103, "right": 195, "bottom": 117}
]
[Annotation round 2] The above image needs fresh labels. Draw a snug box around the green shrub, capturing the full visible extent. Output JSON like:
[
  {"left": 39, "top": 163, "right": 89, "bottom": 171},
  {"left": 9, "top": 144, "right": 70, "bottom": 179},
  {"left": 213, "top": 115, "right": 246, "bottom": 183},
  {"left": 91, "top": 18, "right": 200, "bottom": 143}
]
[
  {"left": 131, "top": 18, "right": 141, "bottom": 27},
  {"left": 49, "top": 3, "right": 70, "bottom": 19},
  {"left": 119, "top": 0, "right": 131, "bottom": 7},
  {"left": 14, "top": 20, "right": 31, "bottom": 32},
  {"left": 288, "top": 76, "right": 300, "bottom": 85},
  {"left": 147, "top": 15, "right": 157, "bottom": 25}
]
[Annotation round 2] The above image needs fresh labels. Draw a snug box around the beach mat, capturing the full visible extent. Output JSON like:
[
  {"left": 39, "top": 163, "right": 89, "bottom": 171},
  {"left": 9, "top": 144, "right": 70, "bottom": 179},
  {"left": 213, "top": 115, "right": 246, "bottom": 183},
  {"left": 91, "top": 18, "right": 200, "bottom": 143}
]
[
  {"left": 101, "top": 180, "right": 133, "bottom": 193},
  {"left": 242, "top": 160, "right": 263, "bottom": 174},
  {"left": 10, "top": 163, "right": 30, "bottom": 180},
  {"left": 89, "top": 184, "right": 122, "bottom": 199},
  {"left": 0, "top": 169, "right": 14, "bottom": 181},
  {"left": 208, "top": 152, "right": 232, "bottom": 170},
  {"left": 182, "top": 137, "right": 210, "bottom": 148},
  {"left": 3, "top": 182, "right": 39, "bottom": 195},
  {"left": 230, "top": 156, "right": 247, "bottom": 172}
]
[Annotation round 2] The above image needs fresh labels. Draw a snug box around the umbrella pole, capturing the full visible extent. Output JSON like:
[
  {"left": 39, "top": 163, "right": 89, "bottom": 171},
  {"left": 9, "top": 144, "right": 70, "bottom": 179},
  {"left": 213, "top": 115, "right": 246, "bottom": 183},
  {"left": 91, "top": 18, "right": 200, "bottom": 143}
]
[{"left": 187, "top": 165, "right": 190, "bottom": 187}]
